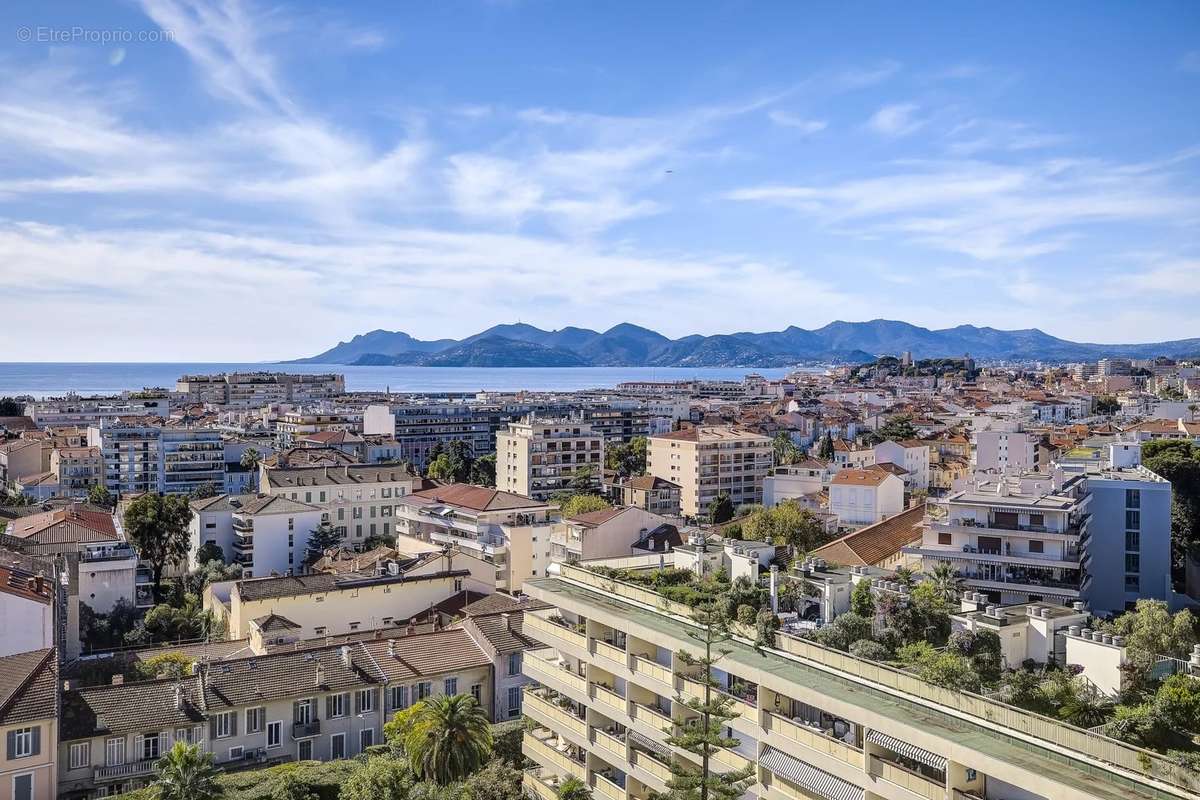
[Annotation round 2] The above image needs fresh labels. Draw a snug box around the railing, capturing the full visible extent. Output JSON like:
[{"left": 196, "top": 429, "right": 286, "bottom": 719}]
[
  {"left": 524, "top": 690, "right": 588, "bottom": 739},
  {"left": 523, "top": 732, "right": 586, "bottom": 780},
  {"left": 592, "top": 729, "right": 628, "bottom": 760},
  {"left": 711, "top": 746, "right": 754, "bottom": 773},
  {"left": 556, "top": 564, "right": 1196, "bottom": 795},
  {"left": 679, "top": 677, "right": 755, "bottom": 722},
  {"left": 764, "top": 712, "right": 862, "bottom": 766},
  {"left": 631, "top": 749, "right": 672, "bottom": 782},
  {"left": 631, "top": 656, "right": 674, "bottom": 686},
  {"left": 593, "top": 773, "right": 626, "bottom": 800},
  {"left": 592, "top": 684, "right": 629, "bottom": 716},
  {"left": 595, "top": 639, "right": 629, "bottom": 666},
  {"left": 292, "top": 720, "right": 320, "bottom": 738},
  {"left": 870, "top": 755, "right": 944, "bottom": 800},
  {"left": 526, "top": 613, "right": 588, "bottom": 650},
  {"left": 523, "top": 769, "right": 559, "bottom": 800},
  {"left": 525, "top": 649, "right": 588, "bottom": 695},
  {"left": 94, "top": 759, "right": 157, "bottom": 780},
  {"left": 630, "top": 702, "right": 673, "bottom": 735}
]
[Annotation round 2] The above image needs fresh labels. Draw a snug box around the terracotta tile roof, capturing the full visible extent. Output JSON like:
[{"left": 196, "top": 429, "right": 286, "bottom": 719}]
[
  {"left": 465, "top": 609, "right": 544, "bottom": 654},
  {"left": 301, "top": 430, "right": 364, "bottom": 445},
  {"left": 625, "top": 475, "right": 680, "bottom": 491},
  {"left": 810, "top": 504, "right": 926, "bottom": 567},
  {"left": 202, "top": 642, "right": 385, "bottom": 710},
  {"left": 408, "top": 483, "right": 547, "bottom": 511},
  {"left": 461, "top": 592, "right": 550, "bottom": 617},
  {"left": 567, "top": 507, "right": 628, "bottom": 526},
  {"left": 868, "top": 462, "right": 909, "bottom": 477},
  {"left": 4, "top": 506, "right": 118, "bottom": 546},
  {"left": 253, "top": 613, "right": 301, "bottom": 632},
  {"left": 235, "top": 494, "right": 321, "bottom": 515},
  {"left": 0, "top": 565, "right": 52, "bottom": 605},
  {"left": 830, "top": 468, "right": 892, "bottom": 487},
  {"left": 0, "top": 649, "right": 56, "bottom": 726},
  {"left": 360, "top": 629, "right": 492, "bottom": 681},
  {"left": 62, "top": 676, "right": 206, "bottom": 740}
]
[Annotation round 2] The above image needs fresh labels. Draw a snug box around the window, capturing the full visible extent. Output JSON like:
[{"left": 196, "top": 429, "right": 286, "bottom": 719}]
[
  {"left": 105, "top": 737, "right": 125, "bottom": 767},
  {"left": 1125, "top": 553, "right": 1141, "bottom": 573},
  {"left": 13, "top": 774, "right": 32, "bottom": 800},
  {"left": 360, "top": 728, "right": 374, "bottom": 751},
  {"left": 390, "top": 686, "right": 409, "bottom": 711},
  {"left": 937, "top": 532, "right": 952, "bottom": 546},
  {"left": 267, "top": 721, "right": 282, "bottom": 749},
  {"left": 330, "top": 733, "right": 346, "bottom": 760},
  {"left": 69, "top": 742, "right": 90, "bottom": 769},
  {"left": 1125, "top": 575, "right": 1140, "bottom": 591},
  {"left": 297, "top": 739, "right": 313, "bottom": 761},
  {"left": 508, "top": 652, "right": 523, "bottom": 676},
  {"left": 1126, "top": 531, "right": 1141, "bottom": 551},
  {"left": 293, "top": 699, "right": 314, "bottom": 725},
  {"left": 246, "top": 707, "right": 265, "bottom": 734},
  {"left": 229, "top": 746, "right": 244, "bottom": 760},
  {"left": 215, "top": 711, "right": 235, "bottom": 739},
  {"left": 1028, "top": 540, "right": 1044, "bottom": 554},
  {"left": 328, "top": 693, "right": 348, "bottom": 719},
  {"left": 507, "top": 687, "right": 522, "bottom": 716},
  {"left": 1125, "top": 510, "right": 1141, "bottom": 530},
  {"left": 471, "top": 683, "right": 482, "bottom": 703},
  {"left": 444, "top": 678, "right": 458, "bottom": 696},
  {"left": 416, "top": 681, "right": 432, "bottom": 700},
  {"left": 288, "top": 517, "right": 295, "bottom": 531},
  {"left": 7, "top": 728, "right": 35, "bottom": 759},
  {"left": 1126, "top": 489, "right": 1141, "bottom": 509},
  {"left": 356, "top": 689, "right": 375, "bottom": 714},
  {"left": 138, "top": 733, "right": 160, "bottom": 761}
]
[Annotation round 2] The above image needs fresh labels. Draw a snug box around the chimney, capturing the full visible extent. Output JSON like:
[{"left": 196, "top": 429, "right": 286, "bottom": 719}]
[
  {"left": 111, "top": 674, "right": 124, "bottom": 686},
  {"left": 315, "top": 662, "right": 325, "bottom": 686},
  {"left": 34, "top": 572, "right": 44, "bottom": 593},
  {"left": 769, "top": 565, "right": 779, "bottom": 614},
  {"left": 174, "top": 682, "right": 184, "bottom": 710},
  {"left": 406, "top": 618, "right": 416, "bottom": 635},
  {"left": 387, "top": 639, "right": 396, "bottom": 657},
  {"left": 501, "top": 613, "right": 511, "bottom": 631}
]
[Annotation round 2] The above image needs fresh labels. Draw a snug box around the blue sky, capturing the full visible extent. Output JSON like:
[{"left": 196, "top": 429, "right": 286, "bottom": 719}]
[{"left": 1, "top": 1, "right": 1198, "bottom": 360}]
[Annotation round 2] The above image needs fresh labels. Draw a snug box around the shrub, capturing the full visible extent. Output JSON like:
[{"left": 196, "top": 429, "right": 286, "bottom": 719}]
[
  {"left": 848, "top": 639, "right": 890, "bottom": 661},
  {"left": 736, "top": 604, "right": 757, "bottom": 625}
]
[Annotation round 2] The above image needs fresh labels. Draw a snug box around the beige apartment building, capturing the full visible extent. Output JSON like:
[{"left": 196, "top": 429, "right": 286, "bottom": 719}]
[
  {"left": 498, "top": 418, "right": 604, "bottom": 501},
  {"left": 0, "top": 649, "right": 58, "bottom": 800},
  {"left": 518, "top": 564, "right": 1196, "bottom": 800},
  {"left": 50, "top": 447, "right": 103, "bottom": 496},
  {"left": 646, "top": 427, "right": 772, "bottom": 517}
]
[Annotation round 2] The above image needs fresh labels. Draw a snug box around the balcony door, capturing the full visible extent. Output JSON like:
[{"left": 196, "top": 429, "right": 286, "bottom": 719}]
[{"left": 297, "top": 739, "right": 313, "bottom": 761}]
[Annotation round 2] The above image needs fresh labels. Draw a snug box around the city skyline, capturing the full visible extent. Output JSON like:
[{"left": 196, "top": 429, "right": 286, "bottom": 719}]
[{"left": 1, "top": 1, "right": 1198, "bottom": 360}]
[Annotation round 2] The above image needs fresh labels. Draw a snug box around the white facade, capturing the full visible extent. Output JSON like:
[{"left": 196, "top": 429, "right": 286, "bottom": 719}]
[
  {"left": 0, "top": 589, "right": 54, "bottom": 656},
  {"left": 828, "top": 471, "right": 904, "bottom": 528},
  {"left": 975, "top": 430, "right": 1039, "bottom": 474},
  {"left": 762, "top": 463, "right": 828, "bottom": 507},
  {"left": 872, "top": 440, "right": 929, "bottom": 490},
  {"left": 231, "top": 498, "right": 324, "bottom": 578}
]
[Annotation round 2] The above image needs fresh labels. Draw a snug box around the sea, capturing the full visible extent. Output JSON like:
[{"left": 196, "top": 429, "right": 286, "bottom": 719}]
[{"left": 0, "top": 363, "right": 809, "bottom": 399}]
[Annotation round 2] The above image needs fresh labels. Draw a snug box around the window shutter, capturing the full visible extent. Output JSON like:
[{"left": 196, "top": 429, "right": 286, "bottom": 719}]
[
  {"left": 6, "top": 730, "right": 14, "bottom": 759},
  {"left": 158, "top": 731, "right": 170, "bottom": 755},
  {"left": 230, "top": 712, "right": 238, "bottom": 737},
  {"left": 326, "top": 696, "right": 333, "bottom": 719},
  {"left": 30, "top": 727, "right": 40, "bottom": 757},
  {"left": 210, "top": 718, "right": 218, "bottom": 740},
  {"left": 354, "top": 691, "right": 361, "bottom": 714}
]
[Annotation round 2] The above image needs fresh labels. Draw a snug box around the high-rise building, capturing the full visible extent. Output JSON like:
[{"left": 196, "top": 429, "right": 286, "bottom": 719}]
[
  {"left": 646, "top": 426, "right": 772, "bottom": 517},
  {"left": 87, "top": 420, "right": 223, "bottom": 496},
  {"left": 497, "top": 418, "right": 604, "bottom": 501}
]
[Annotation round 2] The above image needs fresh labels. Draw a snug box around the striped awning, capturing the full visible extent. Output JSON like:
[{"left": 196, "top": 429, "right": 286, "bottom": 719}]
[
  {"left": 760, "top": 747, "right": 863, "bottom": 800},
  {"left": 629, "top": 731, "right": 671, "bottom": 759},
  {"left": 865, "top": 730, "right": 947, "bottom": 771}
]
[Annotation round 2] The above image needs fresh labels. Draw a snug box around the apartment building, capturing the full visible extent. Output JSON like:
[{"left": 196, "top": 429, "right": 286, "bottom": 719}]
[
  {"left": 363, "top": 402, "right": 497, "bottom": 470},
  {"left": 551, "top": 507, "right": 674, "bottom": 565},
  {"left": 498, "top": 418, "right": 604, "bottom": 501},
  {"left": 0, "top": 563, "right": 55, "bottom": 657},
  {"left": 50, "top": 447, "right": 103, "bottom": 497},
  {"left": 176, "top": 372, "right": 344, "bottom": 408},
  {"left": 518, "top": 563, "right": 1195, "bottom": 800},
  {"left": 871, "top": 440, "right": 929, "bottom": 491},
  {"left": 0, "top": 440, "right": 48, "bottom": 488},
  {"left": 227, "top": 495, "right": 323, "bottom": 578},
  {"left": 762, "top": 460, "right": 829, "bottom": 508},
  {"left": 86, "top": 420, "right": 223, "bottom": 496},
  {"left": 206, "top": 547, "right": 493, "bottom": 640},
  {"left": 57, "top": 632, "right": 490, "bottom": 798},
  {"left": 828, "top": 469, "right": 904, "bottom": 529},
  {"left": 274, "top": 414, "right": 357, "bottom": 448},
  {"left": 261, "top": 464, "right": 425, "bottom": 547},
  {"left": 0, "top": 649, "right": 58, "bottom": 800},
  {"left": 646, "top": 426, "right": 772, "bottom": 518},
  {"left": 616, "top": 476, "right": 681, "bottom": 517},
  {"left": 975, "top": 430, "right": 1039, "bottom": 473},
  {"left": 395, "top": 484, "right": 557, "bottom": 592},
  {"left": 24, "top": 396, "right": 169, "bottom": 427}
]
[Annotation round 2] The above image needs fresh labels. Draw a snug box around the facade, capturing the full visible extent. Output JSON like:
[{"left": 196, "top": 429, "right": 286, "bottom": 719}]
[
  {"left": 551, "top": 508, "right": 673, "bottom": 565},
  {"left": 871, "top": 441, "right": 929, "bottom": 491},
  {"left": 0, "top": 567, "right": 55, "bottom": 657},
  {"left": 227, "top": 495, "right": 324, "bottom": 578},
  {"left": 23, "top": 397, "right": 168, "bottom": 428},
  {"left": 975, "top": 430, "right": 1039, "bottom": 474},
  {"left": 176, "top": 372, "right": 344, "bottom": 407},
  {"left": 646, "top": 427, "right": 772, "bottom": 518},
  {"left": 498, "top": 418, "right": 605, "bottom": 501},
  {"left": 49, "top": 448, "right": 103, "bottom": 497},
  {"left": 762, "top": 460, "right": 828, "bottom": 507},
  {"left": 519, "top": 563, "right": 1195, "bottom": 800},
  {"left": 395, "top": 484, "right": 557, "bottom": 592},
  {"left": 618, "top": 476, "right": 681, "bottom": 517},
  {"left": 0, "top": 650, "right": 58, "bottom": 800},
  {"left": 86, "top": 421, "right": 223, "bottom": 496},
  {"left": 275, "top": 414, "right": 357, "bottom": 449},
  {"left": 261, "top": 464, "right": 425, "bottom": 548},
  {"left": 0, "top": 441, "right": 48, "bottom": 489},
  {"left": 828, "top": 469, "right": 904, "bottom": 528}
]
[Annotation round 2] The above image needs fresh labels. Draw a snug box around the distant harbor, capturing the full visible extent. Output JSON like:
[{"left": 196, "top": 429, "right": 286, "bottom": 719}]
[{"left": 0, "top": 363, "right": 808, "bottom": 398}]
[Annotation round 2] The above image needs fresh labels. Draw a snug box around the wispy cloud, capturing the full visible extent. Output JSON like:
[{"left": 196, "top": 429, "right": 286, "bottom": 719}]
[
  {"left": 767, "top": 111, "right": 827, "bottom": 135},
  {"left": 866, "top": 103, "right": 925, "bottom": 136}
]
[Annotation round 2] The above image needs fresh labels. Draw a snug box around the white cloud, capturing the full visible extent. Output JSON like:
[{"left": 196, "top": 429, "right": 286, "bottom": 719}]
[
  {"left": 866, "top": 103, "right": 925, "bottom": 137},
  {"left": 767, "top": 111, "right": 827, "bottom": 135}
]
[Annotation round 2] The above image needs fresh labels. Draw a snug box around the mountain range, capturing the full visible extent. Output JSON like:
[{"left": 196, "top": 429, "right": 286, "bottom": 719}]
[{"left": 288, "top": 320, "right": 1200, "bottom": 368}]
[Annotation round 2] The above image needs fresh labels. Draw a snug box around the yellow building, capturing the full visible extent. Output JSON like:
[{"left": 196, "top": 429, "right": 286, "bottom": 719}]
[
  {"left": 0, "top": 649, "right": 58, "bottom": 800},
  {"left": 647, "top": 427, "right": 772, "bottom": 518}
]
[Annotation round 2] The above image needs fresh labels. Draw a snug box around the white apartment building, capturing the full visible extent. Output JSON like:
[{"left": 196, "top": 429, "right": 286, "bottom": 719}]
[
  {"left": 646, "top": 426, "right": 773, "bottom": 518},
  {"left": 395, "top": 484, "right": 557, "bottom": 592},
  {"left": 761, "top": 460, "right": 829, "bottom": 507},
  {"left": 87, "top": 420, "right": 224, "bottom": 496},
  {"left": 871, "top": 440, "right": 930, "bottom": 490},
  {"left": 551, "top": 507, "right": 674, "bottom": 565},
  {"left": 261, "top": 464, "right": 426, "bottom": 547},
  {"left": 498, "top": 418, "right": 605, "bottom": 501},
  {"left": 228, "top": 495, "right": 323, "bottom": 578},
  {"left": 24, "top": 395, "right": 169, "bottom": 427},
  {"left": 828, "top": 469, "right": 905, "bottom": 528},
  {"left": 975, "top": 430, "right": 1039, "bottom": 474}
]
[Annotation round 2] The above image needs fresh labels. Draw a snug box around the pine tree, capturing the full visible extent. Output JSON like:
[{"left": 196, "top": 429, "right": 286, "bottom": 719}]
[
  {"left": 817, "top": 432, "right": 835, "bottom": 461},
  {"left": 665, "top": 606, "right": 755, "bottom": 800}
]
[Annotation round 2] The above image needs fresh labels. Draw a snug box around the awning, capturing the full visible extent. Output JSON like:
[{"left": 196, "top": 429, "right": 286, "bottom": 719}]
[
  {"left": 865, "top": 730, "right": 947, "bottom": 771},
  {"left": 760, "top": 747, "right": 863, "bottom": 800},
  {"left": 629, "top": 730, "right": 671, "bottom": 760}
]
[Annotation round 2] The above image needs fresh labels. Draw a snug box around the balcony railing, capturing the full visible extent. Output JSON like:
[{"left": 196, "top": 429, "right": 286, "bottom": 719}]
[
  {"left": 524, "top": 649, "right": 588, "bottom": 696},
  {"left": 292, "top": 720, "right": 320, "bottom": 738},
  {"left": 592, "top": 684, "right": 629, "bottom": 717},
  {"left": 94, "top": 759, "right": 157, "bottom": 781},
  {"left": 630, "top": 749, "right": 672, "bottom": 783},
  {"left": 631, "top": 656, "right": 673, "bottom": 687},
  {"left": 524, "top": 689, "right": 587, "bottom": 740},
  {"left": 523, "top": 732, "right": 586, "bottom": 781},
  {"left": 593, "top": 773, "right": 626, "bottom": 800},
  {"left": 526, "top": 614, "right": 588, "bottom": 651},
  {"left": 523, "top": 769, "right": 560, "bottom": 800},
  {"left": 594, "top": 639, "right": 628, "bottom": 667},
  {"left": 870, "top": 755, "right": 944, "bottom": 800},
  {"left": 764, "top": 712, "right": 861, "bottom": 766},
  {"left": 592, "top": 728, "right": 628, "bottom": 761}
]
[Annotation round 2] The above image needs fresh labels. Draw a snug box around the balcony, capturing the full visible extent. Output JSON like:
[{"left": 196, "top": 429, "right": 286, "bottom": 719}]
[
  {"left": 523, "top": 730, "right": 587, "bottom": 781},
  {"left": 711, "top": 746, "right": 754, "bottom": 774},
  {"left": 524, "top": 649, "right": 588, "bottom": 697},
  {"left": 593, "top": 772, "right": 626, "bottom": 800},
  {"left": 679, "top": 677, "right": 757, "bottom": 723},
  {"left": 591, "top": 728, "right": 628, "bottom": 761},
  {"left": 526, "top": 614, "right": 588, "bottom": 652},
  {"left": 630, "top": 748, "right": 672, "bottom": 784},
  {"left": 232, "top": 537, "right": 254, "bottom": 551},
  {"left": 523, "top": 769, "right": 561, "bottom": 800},
  {"left": 523, "top": 689, "right": 588, "bottom": 741},
  {"left": 870, "top": 754, "right": 944, "bottom": 800},
  {"left": 592, "top": 684, "right": 629, "bottom": 717},
  {"left": 631, "top": 656, "right": 674, "bottom": 689},
  {"left": 764, "top": 712, "right": 861, "bottom": 767},
  {"left": 594, "top": 638, "right": 629, "bottom": 668},
  {"left": 629, "top": 700, "right": 672, "bottom": 737},
  {"left": 292, "top": 720, "right": 320, "bottom": 738},
  {"left": 233, "top": 518, "right": 254, "bottom": 533},
  {"left": 94, "top": 759, "right": 157, "bottom": 781}
]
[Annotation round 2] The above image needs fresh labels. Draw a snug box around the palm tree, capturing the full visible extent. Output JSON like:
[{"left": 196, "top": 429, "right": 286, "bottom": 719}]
[
  {"left": 557, "top": 776, "right": 592, "bottom": 800},
  {"left": 240, "top": 447, "right": 262, "bottom": 491},
  {"left": 153, "top": 741, "right": 222, "bottom": 800},
  {"left": 403, "top": 694, "right": 493, "bottom": 785},
  {"left": 928, "top": 562, "right": 963, "bottom": 604},
  {"left": 1057, "top": 680, "right": 1114, "bottom": 728}
]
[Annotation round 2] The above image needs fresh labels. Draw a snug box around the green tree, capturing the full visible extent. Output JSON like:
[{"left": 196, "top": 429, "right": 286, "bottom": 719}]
[
  {"left": 189, "top": 482, "right": 220, "bottom": 500},
  {"left": 0, "top": 397, "right": 23, "bottom": 415},
  {"left": 817, "top": 432, "right": 835, "bottom": 461},
  {"left": 339, "top": 756, "right": 412, "bottom": 800},
  {"left": 123, "top": 493, "right": 193, "bottom": 601},
  {"left": 135, "top": 652, "right": 194, "bottom": 680},
  {"left": 875, "top": 415, "right": 918, "bottom": 443},
  {"left": 240, "top": 448, "right": 262, "bottom": 491},
  {"left": 771, "top": 432, "right": 800, "bottom": 466},
  {"left": 606, "top": 437, "right": 647, "bottom": 477},
  {"left": 88, "top": 484, "right": 113, "bottom": 507},
  {"left": 402, "top": 695, "right": 493, "bottom": 785},
  {"left": 305, "top": 522, "right": 343, "bottom": 565},
  {"left": 426, "top": 454, "right": 457, "bottom": 482},
  {"left": 739, "top": 502, "right": 826, "bottom": 551},
  {"left": 461, "top": 759, "right": 523, "bottom": 800},
  {"left": 127, "top": 594, "right": 221, "bottom": 645},
  {"left": 666, "top": 606, "right": 755, "bottom": 800},
  {"left": 555, "top": 776, "right": 592, "bottom": 800},
  {"left": 1141, "top": 441, "right": 1200, "bottom": 578},
  {"left": 927, "top": 562, "right": 963, "bottom": 604},
  {"left": 560, "top": 493, "right": 612, "bottom": 518},
  {"left": 1057, "top": 681, "right": 1114, "bottom": 727},
  {"left": 1094, "top": 396, "right": 1120, "bottom": 415},
  {"left": 1152, "top": 673, "right": 1200, "bottom": 734},
  {"left": 271, "top": 770, "right": 318, "bottom": 800},
  {"left": 568, "top": 464, "right": 598, "bottom": 494},
  {"left": 1099, "top": 599, "right": 1198, "bottom": 673},
  {"left": 196, "top": 542, "right": 225, "bottom": 565},
  {"left": 707, "top": 494, "right": 734, "bottom": 525},
  {"left": 849, "top": 579, "right": 874, "bottom": 617},
  {"left": 153, "top": 741, "right": 222, "bottom": 800},
  {"left": 469, "top": 454, "right": 496, "bottom": 487}
]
